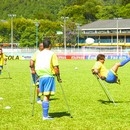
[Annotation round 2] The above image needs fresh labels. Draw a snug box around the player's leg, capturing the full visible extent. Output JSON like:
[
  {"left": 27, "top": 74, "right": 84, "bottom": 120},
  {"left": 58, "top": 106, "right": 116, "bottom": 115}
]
[
  {"left": 109, "top": 56, "right": 130, "bottom": 84},
  {"left": 120, "top": 56, "right": 130, "bottom": 67},
  {"left": 0, "top": 66, "right": 3, "bottom": 75},
  {"left": 40, "top": 77, "right": 55, "bottom": 120},
  {"left": 111, "top": 56, "right": 130, "bottom": 73},
  {"left": 32, "top": 73, "right": 42, "bottom": 103},
  {"left": 111, "top": 62, "right": 120, "bottom": 73},
  {"left": 105, "top": 70, "right": 119, "bottom": 83},
  {"left": 42, "top": 95, "right": 51, "bottom": 119},
  {"left": 36, "top": 87, "right": 42, "bottom": 104}
]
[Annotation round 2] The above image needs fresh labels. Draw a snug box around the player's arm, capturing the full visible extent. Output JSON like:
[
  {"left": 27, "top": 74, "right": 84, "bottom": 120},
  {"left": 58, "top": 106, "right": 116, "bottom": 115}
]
[
  {"left": 30, "top": 51, "right": 37, "bottom": 72},
  {"left": 92, "top": 68, "right": 103, "bottom": 80},
  {"left": 4, "top": 58, "right": 7, "bottom": 65},
  {"left": 30, "top": 52, "right": 37, "bottom": 74},
  {"left": 3, "top": 54, "right": 7, "bottom": 65},
  {"left": 52, "top": 54, "right": 62, "bottom": 83},
  {"left": 54, "top": 66, "right": 62, "bottom": 83},
  {"left": 92, "top": 62, "right": 102, "bottom": 78},
  {"left": 92, "top": 68, "right": 99, "bottom": 75},
  {"left": 29, "top": 59, "right": 36, "bottom": 74}
]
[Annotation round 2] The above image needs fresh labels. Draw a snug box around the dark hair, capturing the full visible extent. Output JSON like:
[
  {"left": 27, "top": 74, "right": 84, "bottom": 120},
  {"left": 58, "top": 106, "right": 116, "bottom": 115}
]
[
  {"left": 96, "top": 54, "right": 105, "bottom": 61},
  {"left": 43, "top": 38, "right": 51, "bottom": 48}
]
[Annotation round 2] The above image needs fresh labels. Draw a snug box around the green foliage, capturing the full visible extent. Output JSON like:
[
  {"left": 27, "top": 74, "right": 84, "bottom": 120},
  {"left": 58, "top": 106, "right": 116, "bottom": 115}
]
[
  {"left": 0, "top": 21, "right": 10, "bottom": 43},
  {"left": 82, "top": 0, "right": 103, "bottom": 22},
  {"left": 0, "top": 0, "right": 130, "bottom": 47},
  {"left": 96, "top": 5, "right": 119, "bottom": 19},
  {"left": 118, "top": 4, "right": 130, "bottom": 18}
]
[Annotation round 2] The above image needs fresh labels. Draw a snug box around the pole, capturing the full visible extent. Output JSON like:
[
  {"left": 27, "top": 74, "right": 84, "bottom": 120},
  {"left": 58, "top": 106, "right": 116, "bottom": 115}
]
[
  {"left": 116, "top": 18, "right": 122, "bottom": 56},
  {"left": 61, "top": 17, "right": 69, "bottom": 54},
  {"left": 34, "top": 22, "right": 39, "bottom": 49},
  {"left": 116, "top": 19, "right": 119, "bottom": 55},
  {"left": 64, "top": 18, "right": 66, "bottom": 53},
  {"left": 76, "top": 23, "right": 80, "bottom": 49},
  {"left": 8, "top": 14, "right": 16, "bottom": 54}
]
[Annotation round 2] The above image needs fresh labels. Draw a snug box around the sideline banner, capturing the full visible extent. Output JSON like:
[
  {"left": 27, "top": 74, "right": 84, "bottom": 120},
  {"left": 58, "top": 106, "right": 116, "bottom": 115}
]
[
  {"left": 6, "top": 55, "right": 31, "bottom": 60},
  {"left": 57, "top": 55, "right": 85, "bottom": 59},
  {"left": 5, "top": 54, "right": 128, "bottom": 60},
  {"left": 57, "top": 54, "right": 128, "bottom": 60},
  {"left": 85, "top": 55, "right": 128, "bottom": 60}
]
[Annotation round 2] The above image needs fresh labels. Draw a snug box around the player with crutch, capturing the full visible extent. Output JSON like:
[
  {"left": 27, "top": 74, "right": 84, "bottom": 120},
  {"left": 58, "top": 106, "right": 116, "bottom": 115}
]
[
  {"left": 35, "top": 38, "right": 62, "bottom": 120},
  {"left": 92, "top": 53, "right": 130, "bottom": 103},
  {"left": 30, "top": 43, "right": 44, "bottom": 104},
  {"left": 0, "top": 47, "right": 7, "bottom": 75}
]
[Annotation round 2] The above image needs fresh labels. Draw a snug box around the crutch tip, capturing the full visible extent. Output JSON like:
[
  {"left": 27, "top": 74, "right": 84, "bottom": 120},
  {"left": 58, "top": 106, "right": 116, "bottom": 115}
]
[
  {"left": 68, "top": 113, "right": 73, "bottom": 118},
  {"left": 70, "top": 115, "right": 73, "bottom": 118}
]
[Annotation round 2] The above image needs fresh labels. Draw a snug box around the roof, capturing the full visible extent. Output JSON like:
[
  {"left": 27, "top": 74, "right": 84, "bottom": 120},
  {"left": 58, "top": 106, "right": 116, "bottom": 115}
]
[{"left": 80, "top": 19, "right": 130, "bottom": 30}]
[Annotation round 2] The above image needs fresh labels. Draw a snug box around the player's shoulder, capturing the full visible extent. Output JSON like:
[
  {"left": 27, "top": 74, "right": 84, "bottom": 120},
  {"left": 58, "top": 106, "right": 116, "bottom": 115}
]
[
  {"left": 44, "top": 49, "right": 54, "bottom": 54},
  {"left": 35, "top": 50, "right": 40, "bottom": 54},
  {"left": 95, "top": 61, "right": 102, "bottom": 66}
]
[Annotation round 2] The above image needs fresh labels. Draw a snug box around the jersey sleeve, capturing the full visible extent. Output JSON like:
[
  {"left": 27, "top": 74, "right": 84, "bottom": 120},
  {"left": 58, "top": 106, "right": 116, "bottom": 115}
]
[
  {"left": 51, "top": 53, "right": 59, "bottom": 66},
  {"left": 31, "top": 52, "right": 37, "bottom": 61}
]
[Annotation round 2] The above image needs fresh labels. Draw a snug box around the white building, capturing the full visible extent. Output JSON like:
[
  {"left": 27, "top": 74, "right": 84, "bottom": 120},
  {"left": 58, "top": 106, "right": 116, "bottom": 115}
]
[{"left": 80, "top": 19, "right": 130, "bottom": 47}]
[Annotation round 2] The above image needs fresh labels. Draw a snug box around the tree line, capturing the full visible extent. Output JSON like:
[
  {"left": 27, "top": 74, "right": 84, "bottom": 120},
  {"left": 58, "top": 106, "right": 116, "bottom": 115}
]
[{"left": 0, "top": 0, "right": 130, "bottom": 47}]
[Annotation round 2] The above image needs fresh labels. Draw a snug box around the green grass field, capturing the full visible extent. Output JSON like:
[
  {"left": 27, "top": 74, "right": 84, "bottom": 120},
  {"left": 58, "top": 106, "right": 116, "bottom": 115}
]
[{"left": 0, "top": 59, "right": 130, "bottom": 130}]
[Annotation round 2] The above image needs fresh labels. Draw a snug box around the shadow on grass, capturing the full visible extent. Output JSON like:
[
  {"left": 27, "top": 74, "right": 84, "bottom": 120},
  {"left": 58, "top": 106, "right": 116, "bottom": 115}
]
[
  {"left": 50, "top": 97, "right": 59, "bottom": 101},
  {"left": 98, "top": 99, "right": 130, "bottom": 104},
  {"left": 49, "top": 111, "right": 71, "bottom": 118},
  {"left": 0, "top": 77, "right": 12, "bottom": 79}
]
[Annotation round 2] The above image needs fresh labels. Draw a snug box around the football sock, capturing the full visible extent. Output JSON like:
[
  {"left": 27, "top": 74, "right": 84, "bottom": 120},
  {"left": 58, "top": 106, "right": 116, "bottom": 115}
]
[
  {"left": 42, "top": 101, "right": 49, "bottom": 117},
  {"left": 120, "top": 57, "right": 130, "bottom": 66}
]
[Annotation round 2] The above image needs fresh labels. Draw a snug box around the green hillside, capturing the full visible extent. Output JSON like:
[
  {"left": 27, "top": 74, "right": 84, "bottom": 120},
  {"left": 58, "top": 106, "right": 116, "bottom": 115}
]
[{"left": 0, "top": 0, "right": 130, "bottom": 47}]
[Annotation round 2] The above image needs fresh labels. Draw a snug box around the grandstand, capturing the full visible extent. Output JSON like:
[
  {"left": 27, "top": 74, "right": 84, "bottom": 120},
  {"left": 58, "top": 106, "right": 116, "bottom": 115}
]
[{"left": 80, "top": 19, "right": 130, "bottom": 47}]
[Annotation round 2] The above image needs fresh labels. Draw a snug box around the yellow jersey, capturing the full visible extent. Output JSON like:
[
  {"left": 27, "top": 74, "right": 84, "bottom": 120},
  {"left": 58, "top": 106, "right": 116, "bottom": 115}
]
[
  {"left": 92, "top": 61, "right": 109, "bottom": 77},
  {"left": 35, "top": 49, "right": 59, "bottom": 77},
  {"left": 0, "top": 53, "right": 6, "bottom": 66}
]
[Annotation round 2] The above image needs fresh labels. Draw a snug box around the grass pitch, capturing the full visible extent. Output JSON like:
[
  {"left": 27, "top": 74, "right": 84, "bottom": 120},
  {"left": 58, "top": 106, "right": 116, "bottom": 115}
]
[{"left": 0, "top": 60, "right": 130, "bottom": 130}]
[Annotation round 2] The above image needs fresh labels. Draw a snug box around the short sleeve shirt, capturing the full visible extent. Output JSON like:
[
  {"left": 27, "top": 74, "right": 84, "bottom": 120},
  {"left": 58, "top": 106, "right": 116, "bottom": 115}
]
[
  {"left": 35, "top": 49, "right": 59, "bottom": 77},
  {"left": 92, "top": 61, "right": 108, "bottom": 77}
]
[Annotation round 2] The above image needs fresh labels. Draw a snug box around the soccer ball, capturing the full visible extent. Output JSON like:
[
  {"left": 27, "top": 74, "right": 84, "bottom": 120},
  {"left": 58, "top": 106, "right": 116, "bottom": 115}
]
[{"left": 85, "top": 38, "right": 94, "bottom": 45}]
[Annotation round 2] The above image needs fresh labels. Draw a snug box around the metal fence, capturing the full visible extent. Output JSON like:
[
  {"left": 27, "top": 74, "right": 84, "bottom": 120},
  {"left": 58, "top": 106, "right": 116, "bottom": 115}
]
[{"left": 2, "top": 46, "right": 129, "bottom": 57}]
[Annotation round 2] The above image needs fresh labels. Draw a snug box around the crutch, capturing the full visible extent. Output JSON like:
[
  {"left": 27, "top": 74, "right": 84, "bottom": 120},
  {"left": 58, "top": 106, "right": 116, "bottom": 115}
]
[
  {"left": 30, "top": 74, "right": 35, "bottom": 104},
  {"left": 32, "top": 82, "right": 37, "bottom": 116},
  {"left": 5, "top": 64, "right": 12, "bottom": 79},
  {"left": 95, "top": 74, "right": 116, "bottom": 105},
  {"left": 59, "top": 83, "right": 73, "bottom": 118},
  {"left": 30, "top": 73, "right": 38, "bottom": 103},
  {"left": 31, "top": 73, "right": 40, "bottom": 116}
]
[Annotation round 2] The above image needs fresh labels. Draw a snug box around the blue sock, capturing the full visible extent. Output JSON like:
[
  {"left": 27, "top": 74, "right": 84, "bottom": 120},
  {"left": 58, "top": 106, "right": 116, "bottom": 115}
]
[
  {"left": 120, "top": 57, "right": 130, "bottom": 66},
  {"left": 42, "top": 101, "right": 49, "bottom": 117}
]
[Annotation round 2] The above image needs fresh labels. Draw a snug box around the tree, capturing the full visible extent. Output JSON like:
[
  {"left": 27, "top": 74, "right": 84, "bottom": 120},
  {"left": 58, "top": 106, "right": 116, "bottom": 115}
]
[
  {"left": 118, "top": 4, "right": 130, "bottom": 18},
  {"left": 0, "top": 20, "right": 10, "bottom": 43},
  {"left": 96, "top": 5, "right": 119, "bottom": 19},
  {"left": 82, "top": 1, "right": 102, "bottom": 22}
]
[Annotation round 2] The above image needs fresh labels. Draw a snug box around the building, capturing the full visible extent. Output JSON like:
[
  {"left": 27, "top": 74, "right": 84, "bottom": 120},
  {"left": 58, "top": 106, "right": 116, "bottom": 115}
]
[{"left": 80, "top": 19, "right": 130, "bottom": 47}]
